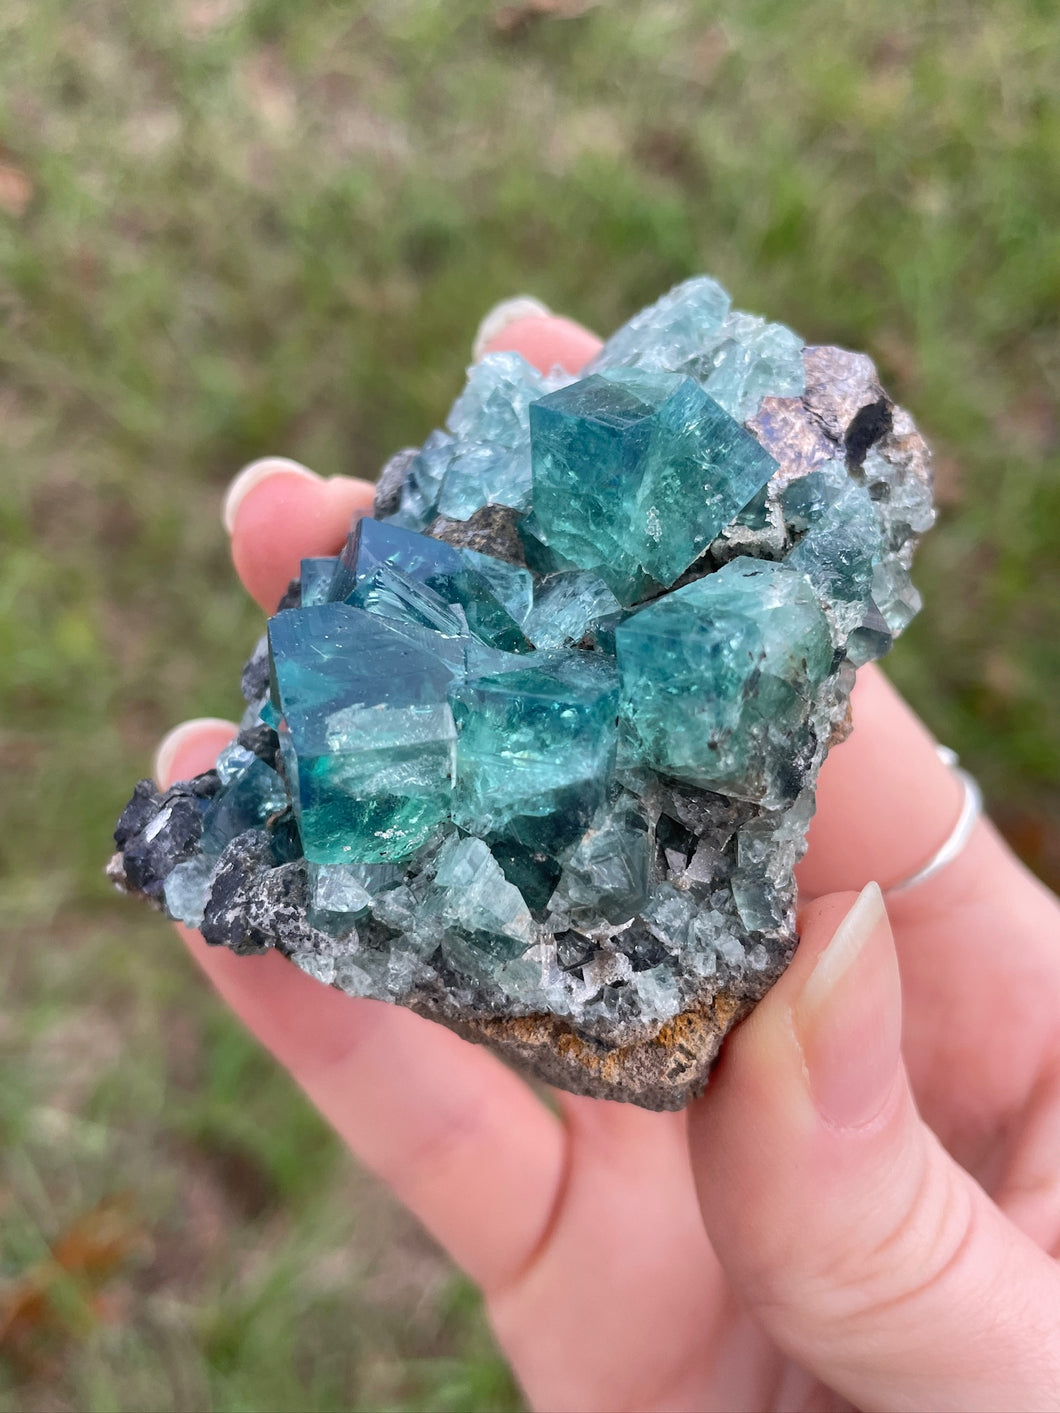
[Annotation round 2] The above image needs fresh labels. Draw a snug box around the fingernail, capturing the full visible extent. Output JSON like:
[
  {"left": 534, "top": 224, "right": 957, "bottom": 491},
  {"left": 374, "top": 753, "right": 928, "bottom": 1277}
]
[
  {"left": 793, "top": 882, "right": 902, "bottom": 1128},
  {"left": 222, "top": 456, "right": 320, "bottom": 535},
  {"left": 472, "top": 295, "right": 552, "bottom": 362},
  {"left": 154, "top": 718, "right": 237, "bottom": 786}
]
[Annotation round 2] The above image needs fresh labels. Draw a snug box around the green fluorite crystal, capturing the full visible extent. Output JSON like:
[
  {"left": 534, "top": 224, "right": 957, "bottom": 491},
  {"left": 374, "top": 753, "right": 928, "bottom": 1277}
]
[
  {"left": 389, "top": 352, "right": 571, "bottom": 530},
  {"left": 528, "top": 369, "right": 778, "bottom": 602},
  {"left": 327, "top": 515, "right": 532, "bottom": 652},
  {"left": 449, "top": 651, "right": 619, "bottom": 831},
  {"left": 113, "top": 275, "right": 936, "bottom": 1110},
  {"left": 588, "top": 276, "right": 806, "bottom": 420},
  {"left": 433, "top": 835, "right": 536, "bottom": 959},
  {"left": 200, "top": 757, "right": 287, "bottom": 855},
  {"left": 549, "top": 797, "right": 652, "bottom": 929},
  {"left": 616, "top": 558, "right": 833, "bottom": 807},
  {"left": 521, "top": 570, "right": 621, "bottom": 651},
  {"left": 298, "top": 556, "right": 340, "bottom": 607},
  {"left": 268, "top": 603, "right": 459, "bottom": 863},
  {"left": 307, "top": 859, "right": 404, "bottom": 930}
]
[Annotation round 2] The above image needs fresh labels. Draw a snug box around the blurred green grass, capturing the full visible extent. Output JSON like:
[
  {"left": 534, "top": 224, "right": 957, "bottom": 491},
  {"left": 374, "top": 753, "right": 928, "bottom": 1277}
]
[{"left": 0, "top": 0, "right": 1058, "bottom": 1407}]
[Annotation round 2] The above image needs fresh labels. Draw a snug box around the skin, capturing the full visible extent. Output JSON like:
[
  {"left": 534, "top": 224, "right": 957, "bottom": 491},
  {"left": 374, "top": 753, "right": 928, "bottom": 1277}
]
[{"left": 155, "top": 314, "right": 1060, "bottom": 1412}]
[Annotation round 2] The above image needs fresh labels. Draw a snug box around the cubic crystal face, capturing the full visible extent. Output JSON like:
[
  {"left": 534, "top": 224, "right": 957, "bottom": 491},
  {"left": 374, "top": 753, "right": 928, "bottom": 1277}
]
[
  {"left": 328, "top": 515, "right": 532, "bottom": 652},
  {"left": 111, "top": 275, "right": 935, "bottom": 1111},
  {"left": 268, "top": 603, "right": 459, "bottom": 863},
  {"left": 433, "top": 835, "right": 536, "bottom": 961},
  {"left": 528, "top": 370, "right": 778, "bottom": 602},
  {"left": 521, "top": 570, "right": 620, "bottom": 651},
  {"left": 200, "top": 757, "right": 287, "bottom": 855},
  {"left": 616, "top": 559, "right": 833, "bottom": 806},
  {"left": 299, "top": 556, "right": 340, "bottom": 607},
  {"left": 449, "top": 651, "right": 619, "bottom": 831}
]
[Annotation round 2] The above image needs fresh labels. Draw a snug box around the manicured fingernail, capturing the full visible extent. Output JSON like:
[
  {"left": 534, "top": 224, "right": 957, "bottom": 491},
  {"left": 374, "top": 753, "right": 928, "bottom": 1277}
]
[
  {"left": 154, "top": 718, "right": 237, "bottom": 786},
  {"left": 793, "top": 882, "right": 902, "bottom": 1128},
  {"left": 222, "top": 457, "right": 320, "bottom": 535},
  {"left": 472, "top": 295, "right": 552, "bottom": 361}
]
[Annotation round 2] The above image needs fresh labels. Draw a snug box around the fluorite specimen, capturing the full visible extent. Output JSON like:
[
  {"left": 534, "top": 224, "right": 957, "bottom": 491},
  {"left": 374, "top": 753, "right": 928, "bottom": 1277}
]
[{"left": 109, "top": 277, "right": 935, "bottom": 1109}]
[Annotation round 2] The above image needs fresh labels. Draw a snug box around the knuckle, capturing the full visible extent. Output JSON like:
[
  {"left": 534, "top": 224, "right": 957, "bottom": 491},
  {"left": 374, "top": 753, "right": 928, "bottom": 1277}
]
[
  {"left": 749, "top": 1132, "right": 985, "bottom": 1345},
  {"left": 815, "top": 1136, "right": 982, "bottom": 1332}
]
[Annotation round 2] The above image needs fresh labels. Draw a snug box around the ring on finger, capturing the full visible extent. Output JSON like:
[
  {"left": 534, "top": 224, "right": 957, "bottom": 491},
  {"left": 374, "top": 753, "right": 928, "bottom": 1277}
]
[{"left": 884, "top": 746, "right": 983, "bottom": 896}]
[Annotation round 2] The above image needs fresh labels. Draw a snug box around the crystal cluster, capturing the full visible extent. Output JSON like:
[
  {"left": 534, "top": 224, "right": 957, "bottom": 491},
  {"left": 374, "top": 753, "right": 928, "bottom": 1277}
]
[{"left": 110, "top": 278, "right": 934, "bottom": 1108}]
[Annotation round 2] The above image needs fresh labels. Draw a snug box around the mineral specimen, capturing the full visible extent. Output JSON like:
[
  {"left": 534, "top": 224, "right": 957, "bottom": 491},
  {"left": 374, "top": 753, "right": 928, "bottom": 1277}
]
[{"left": 109, "top": 277, "right": 935, "bottom": 1109}]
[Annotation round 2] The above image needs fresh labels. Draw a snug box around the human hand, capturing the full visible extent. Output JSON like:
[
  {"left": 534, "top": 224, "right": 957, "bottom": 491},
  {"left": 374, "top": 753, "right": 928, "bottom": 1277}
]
[{"left": 153, "top": 309, "right": 1060, "bottom": 1412}]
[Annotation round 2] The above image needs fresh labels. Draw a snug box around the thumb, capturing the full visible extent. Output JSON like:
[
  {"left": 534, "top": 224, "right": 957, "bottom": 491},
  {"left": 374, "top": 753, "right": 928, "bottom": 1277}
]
[{"left": 690, "top": 883, "right": 1060, "bottom": 1412}]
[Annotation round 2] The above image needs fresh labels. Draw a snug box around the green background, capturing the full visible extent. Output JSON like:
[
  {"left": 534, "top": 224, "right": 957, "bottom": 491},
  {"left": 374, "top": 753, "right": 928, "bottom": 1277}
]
[{"left": 1, "top": 1, "right": 1058, "bottom": 1407}]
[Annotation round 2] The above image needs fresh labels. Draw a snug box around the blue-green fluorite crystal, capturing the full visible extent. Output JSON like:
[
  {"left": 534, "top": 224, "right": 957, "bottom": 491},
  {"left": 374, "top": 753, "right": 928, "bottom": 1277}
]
[
  {"left": 528, "top": 370, "right": 778, "bottom": 602},
  {"left": 268, "top": 603, "right": 460, "bottom": 863},
  {"left": 327, "top": 515, "right": 532, "bottom": 652},
  {"left": 616, "top": 559, "right": 833, "bottom": 806},
  {"left": 588, "top": 275, "right": 806, "bottom": 422},
  {"left": 522, "top": 570, "right": 621, "bottom": 651},
  {"left": 114, "top": 276, "right": 935, "bottom": 1111},
  {"left": 388, "top": 353, "right": 571, "bottom": 530},
  {"left": 299, "top": 556, "right": 340, "bottom": 607},
  {"left": 449, "top": 651, "right": 619, "bottom": 831},
  {"left": 200, "top": 757, "right": 287, "bottom": 855}
]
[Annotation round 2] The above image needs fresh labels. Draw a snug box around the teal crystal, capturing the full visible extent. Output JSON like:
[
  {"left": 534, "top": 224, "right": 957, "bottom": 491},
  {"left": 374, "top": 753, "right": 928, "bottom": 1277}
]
[
  {"left": 589, "top": 276, "right": 732, "bottom": 374},
  {"left": 268, "top": 603, "right": 460, "bottom": 863},
  {"left": 528, "top": 370, "right": 778, "bottom": 603},
  {"left": 163, "top": 855, "right": 215, "bottom": 928},
  {"left": 389, "top": 353, "right": 572, "bottom": 529},
  {"left": 590, "top": 276, "right": 806, "bottom": 422},
  {"left": 460, "top": 546, "right": 534, "bottom": 628},
  {"left": 114, "top": 274, "right": 935, "bottom": 1111},
  {"left": 214, "top": 738, "right": 257, "bottom": 785},
  {"left": 782, "top": 461, "right": 883, "bottom": 634},
  {"left": 699, "top": 312, "right": 805, "bottom": 421},
  {"left": 307, "top": 859, "right": 403, "bottom": 931},
  {"left": 200, "top": 757, "right": 287, "bottom": 855},
  {"left": 616, "top": 558, "right": 833, "bottom": 806},
  {"left": 449, "top": 651, "right": 619, "bottom": 831},
  {"left": 387, "top": 429, "right": 455, "bottom": 532},
  {"left": 433, "top": 835, "right": 536, "bottom": 960},
  {"left": 522, "top": 570, "right": 621, "bottom": 651},
  {"left": 548, "top": 796, "right": 652, "bottom": 928},
  {"left": 328, "top": 516, "right": 531, "bottom": 652},
  {"left": 299, "top": 556, "right": 340, "bottom": 607},
  {"left": 436, "top": 353, "right": 551, "bottom": 519}
]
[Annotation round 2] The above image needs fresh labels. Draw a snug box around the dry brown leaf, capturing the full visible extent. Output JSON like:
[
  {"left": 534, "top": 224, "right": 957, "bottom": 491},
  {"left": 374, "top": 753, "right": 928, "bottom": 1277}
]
[
  {"left": 873, "top": 329, "right": 919, "bottom": 390},
  {"left": 0, "top": 162, "right": 33, "bottom": 218},
  {"left": 0, "top": 1196, "right": 149, "bottom": 1368},
  {"left": 998, "top": 387, "right": 1057, "bottom": 455},
  {"left": 493, "top": 0, "right": 596, "bottom": 37},
  {"left": 240, "top": 48, "right": 297, "bottom": 135},
  {"left": 982, "top": 648, "right": 1023, "bottom": 702}
]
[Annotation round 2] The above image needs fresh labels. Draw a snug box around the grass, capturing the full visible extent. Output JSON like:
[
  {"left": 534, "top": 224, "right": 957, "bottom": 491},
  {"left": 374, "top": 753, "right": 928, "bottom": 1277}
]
[{"left": 0, "top": 0, "right": 1058, "bottom": 1406}]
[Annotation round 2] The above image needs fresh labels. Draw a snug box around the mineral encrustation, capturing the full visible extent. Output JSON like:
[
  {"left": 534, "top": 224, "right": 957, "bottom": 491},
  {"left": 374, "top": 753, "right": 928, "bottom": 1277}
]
[{"left": 110, "top": 277, "right": 935, "bottom": 1109}]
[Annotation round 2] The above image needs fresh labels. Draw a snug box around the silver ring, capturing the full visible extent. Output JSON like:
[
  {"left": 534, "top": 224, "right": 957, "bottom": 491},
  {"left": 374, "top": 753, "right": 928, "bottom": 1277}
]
[{"left": 885, "top": 746, "right": 983, "bottom": 895}]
